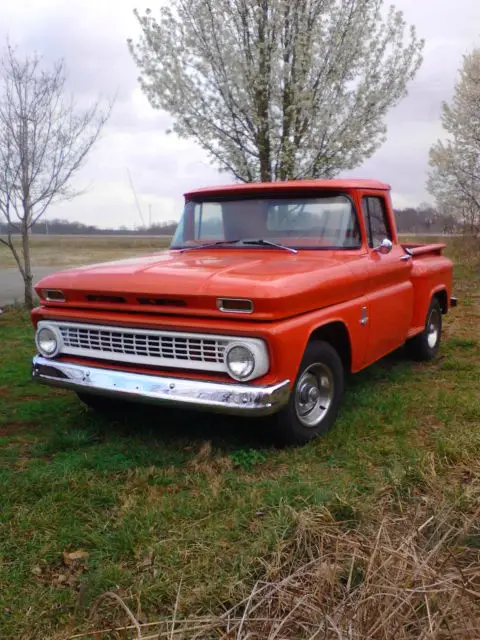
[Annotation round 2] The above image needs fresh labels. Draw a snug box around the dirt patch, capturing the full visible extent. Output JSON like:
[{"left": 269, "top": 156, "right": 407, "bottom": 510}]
[
  {"left": 31, "top": 549, "right": 89, "bottom": 592},
  {"left": 14, "top": 392, "right": 62, "bottom": 401},
  {"left": 0, "top": 422, "right": 37, "bottom": 436}
]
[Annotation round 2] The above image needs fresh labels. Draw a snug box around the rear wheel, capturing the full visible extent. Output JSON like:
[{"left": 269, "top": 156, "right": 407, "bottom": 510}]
[
  {"left": 406, "top": 297, "right": 443, "bottom": 361},
  {"left": 271, "top": 340, "right": 344, "bottom": 446}
]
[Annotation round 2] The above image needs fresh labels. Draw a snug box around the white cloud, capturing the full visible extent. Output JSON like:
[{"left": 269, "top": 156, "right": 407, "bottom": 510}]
[
  {"left": 52, "top": 180, "right": 178, "bottom": 229},
  {"left": 1, "top": 0, "right": 480, "bottom": 226}
]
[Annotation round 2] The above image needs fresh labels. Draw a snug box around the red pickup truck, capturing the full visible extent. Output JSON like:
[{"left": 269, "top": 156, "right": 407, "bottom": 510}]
[{"left": 31, "top": 179, "right": 456, "bottom": 445}]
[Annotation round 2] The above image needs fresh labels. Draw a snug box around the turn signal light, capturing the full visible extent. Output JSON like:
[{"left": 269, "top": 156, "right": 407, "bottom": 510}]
[
  {"left": 42, "top": 289, "right": 66, "bottom": 302},
  {"left": 217, "top": 298, "right": 254, "bottom": 313}
]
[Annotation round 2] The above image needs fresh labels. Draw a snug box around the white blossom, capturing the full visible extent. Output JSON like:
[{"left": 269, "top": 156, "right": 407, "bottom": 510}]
[
  {"left": 128, "top": 0, "right": 424, "bottom": 182},
  {"left": 427, "top": 49, "right": 480, "bottom": 236}
]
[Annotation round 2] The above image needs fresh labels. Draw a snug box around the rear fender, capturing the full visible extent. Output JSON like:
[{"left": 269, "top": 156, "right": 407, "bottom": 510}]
[{"left": 409, "top": 257, "right": 452, "bottom": 332}]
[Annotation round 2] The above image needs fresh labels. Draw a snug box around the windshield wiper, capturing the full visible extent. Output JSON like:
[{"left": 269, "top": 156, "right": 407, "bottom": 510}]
[
  {"left": 176, "top": 238, "right": 297, "bottom": 254},
  {"left": 177, "top": 240, "right": 242, "bottom": 253},
  {"left": 242, "top": 239, "right": 298, "bottom": 254}
]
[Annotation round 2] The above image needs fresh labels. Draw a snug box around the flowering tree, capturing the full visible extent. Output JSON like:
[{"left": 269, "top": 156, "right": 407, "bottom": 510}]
[
  {"left": 128, "top": 0, "right": 423, "bottom": 182},
  {"left": 428, "top": 49, "right": 480, "bottom": 236}
]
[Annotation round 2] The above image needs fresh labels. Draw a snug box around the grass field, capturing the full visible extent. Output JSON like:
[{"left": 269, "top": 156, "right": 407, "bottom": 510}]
[
  {"left": 0, "top": 235, "right": 172, "bottom": 269},
  {"left": 0, "top": 238, "right": 479, "bottom": 639}
]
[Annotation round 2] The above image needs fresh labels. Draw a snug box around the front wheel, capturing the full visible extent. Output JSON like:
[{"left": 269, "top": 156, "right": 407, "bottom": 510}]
[
  {"left": 270, "top": 341, "right": 344, "bottom": 446},
  {"left": 405, "top": 297, "right": 442, "bottom": 362}
]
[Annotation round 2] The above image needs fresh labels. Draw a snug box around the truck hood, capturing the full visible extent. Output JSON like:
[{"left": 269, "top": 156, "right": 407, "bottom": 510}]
[{"left": 35, "top": 249, "right": 368, "bottom": 321}]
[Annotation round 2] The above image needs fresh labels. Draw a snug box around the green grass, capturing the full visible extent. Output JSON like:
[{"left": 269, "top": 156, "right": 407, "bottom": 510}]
[{"left": 0, "top": 237, "right": 479, "bottom": 639}]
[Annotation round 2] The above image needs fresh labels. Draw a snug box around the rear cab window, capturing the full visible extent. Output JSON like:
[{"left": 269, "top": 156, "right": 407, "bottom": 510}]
[
  {"left": 266, "top": 196, "right": 361, "bottom": 248},
  {"left": 194, "top": 202, "right": 224, "bottom": 239}
]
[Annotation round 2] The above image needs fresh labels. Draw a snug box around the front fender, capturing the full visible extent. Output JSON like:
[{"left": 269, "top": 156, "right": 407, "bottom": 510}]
[{"left": 265, "top": 296, "right": 369, "bottom": 387}]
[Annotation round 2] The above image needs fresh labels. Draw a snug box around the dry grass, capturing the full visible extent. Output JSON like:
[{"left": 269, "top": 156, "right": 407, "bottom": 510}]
[
  {"left": 0, "top": 235, "right": 171, "bottom": 268},
  {"left": 68, "top": 462, "right": 480, "bottom": 640}
]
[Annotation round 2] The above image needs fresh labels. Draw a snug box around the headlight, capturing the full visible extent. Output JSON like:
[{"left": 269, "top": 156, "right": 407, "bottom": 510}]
[
  {"left": 226, "top": 344, "right": 255, "bottom": 381},
  {"left": 35, "top": 325, "right": 61, "bottom": 358}
]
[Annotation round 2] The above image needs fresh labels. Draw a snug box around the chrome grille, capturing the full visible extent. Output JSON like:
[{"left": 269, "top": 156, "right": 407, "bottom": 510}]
[
  {"left": 60, "top": 325, "right": 226, "bottom": 363},
  {"left": 54, "top": 322, "right": 229, "bottom": 372}
]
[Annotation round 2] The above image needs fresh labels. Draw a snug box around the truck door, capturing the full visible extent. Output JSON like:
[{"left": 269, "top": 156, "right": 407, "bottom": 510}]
[{"left": 361, "top": 195, "right": 414, "bottom": 365}]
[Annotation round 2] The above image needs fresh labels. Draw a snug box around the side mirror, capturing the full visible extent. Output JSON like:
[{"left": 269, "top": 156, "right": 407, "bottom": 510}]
[{"left": 373, "top": 238, "right": 393, "bottom": 255}]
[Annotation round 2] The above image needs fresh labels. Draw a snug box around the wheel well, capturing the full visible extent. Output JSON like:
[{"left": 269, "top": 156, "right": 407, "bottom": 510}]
[
  {"left": 308, "top": 322, "right": 352, "bottom": 373},
  {"left": 434, "top": 289, "right": 448, "bottom": 314}
]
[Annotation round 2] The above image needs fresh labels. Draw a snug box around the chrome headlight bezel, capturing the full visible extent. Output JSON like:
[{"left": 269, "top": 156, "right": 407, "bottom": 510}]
[
  {"left": 35, "top": 324, "right": 62, "bottom": 358},
  {"left": 224, "top": 340, "right": 269, "bottom": 382}
]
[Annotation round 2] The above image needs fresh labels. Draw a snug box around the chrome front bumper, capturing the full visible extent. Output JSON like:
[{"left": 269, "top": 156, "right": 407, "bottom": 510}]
[{"left": 32, "top": 356, "right": 290, "bottom": 417}]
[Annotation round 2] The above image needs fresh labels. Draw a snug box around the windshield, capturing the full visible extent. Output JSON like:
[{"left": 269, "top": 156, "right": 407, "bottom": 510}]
[{"left": 170, "top": 194, "right": 361, "bottom": 250}]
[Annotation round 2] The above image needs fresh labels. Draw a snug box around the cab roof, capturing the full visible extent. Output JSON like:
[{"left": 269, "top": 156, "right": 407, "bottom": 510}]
[{"left": 185, "top": 178, "right": 391, "bottom": 199}]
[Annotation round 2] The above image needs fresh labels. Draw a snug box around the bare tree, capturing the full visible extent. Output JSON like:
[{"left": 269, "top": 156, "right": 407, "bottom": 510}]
[
  {"left": 128, "top": 0, "right": 423, "bottom": 183},
  {"left": 0, "top": 42, "right": 112, "bottom": 308},
  {"left": 428, "top": 49, "right": 480, "bottom": 236}
]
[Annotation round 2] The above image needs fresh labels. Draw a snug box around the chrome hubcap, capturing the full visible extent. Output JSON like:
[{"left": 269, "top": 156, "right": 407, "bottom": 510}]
[
  {"left": 427, "top": 308, "right": 440, "bottom": 349},
  {"left": 295, "top": 363, "right": 334, "bottom": 428}
]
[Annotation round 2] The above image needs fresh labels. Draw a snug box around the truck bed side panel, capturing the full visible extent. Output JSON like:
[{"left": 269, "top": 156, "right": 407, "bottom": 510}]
[{"left": 408, "top": 254, "right": 453, "bottom": 336}]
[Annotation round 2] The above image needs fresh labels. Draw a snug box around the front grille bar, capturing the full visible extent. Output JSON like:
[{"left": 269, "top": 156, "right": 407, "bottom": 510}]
[{"left": 56, "top": 323, "right": 228, "bottom": 372}]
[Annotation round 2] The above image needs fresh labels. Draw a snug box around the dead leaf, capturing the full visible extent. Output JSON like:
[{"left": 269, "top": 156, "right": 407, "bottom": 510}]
[
  {"left": 62, "top": 550, "right": 89, "bottom": 566},
  {"left": 31, "top": 566, "right": 42, "bottom": 576},
  {"left": 137, "top": 551, "right": 155, "bottom": 570}
]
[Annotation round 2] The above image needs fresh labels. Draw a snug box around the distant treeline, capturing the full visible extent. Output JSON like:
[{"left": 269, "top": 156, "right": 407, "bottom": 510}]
[
  {"left": 394, "top": 206, "right": 457, "bottom": 234},
  {"left": 0, "top": 219, "right": 179, "bottom": 236},
  {"left": 0, "top": 206, "right": 459, "bottom": 236}
]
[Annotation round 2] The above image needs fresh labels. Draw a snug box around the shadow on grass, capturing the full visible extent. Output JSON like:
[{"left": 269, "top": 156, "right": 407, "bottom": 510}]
[
  {"left": 87, "top": 402, "right": 275, "bottom": 450},
  {"left": 64, "top": 344, "right": 415, "bottom": 455}
]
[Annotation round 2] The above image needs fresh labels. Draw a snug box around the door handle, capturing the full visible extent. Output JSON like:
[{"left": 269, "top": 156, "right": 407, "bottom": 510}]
[{"left": 400, "top": 254, "right": 412, "bottom": 261}]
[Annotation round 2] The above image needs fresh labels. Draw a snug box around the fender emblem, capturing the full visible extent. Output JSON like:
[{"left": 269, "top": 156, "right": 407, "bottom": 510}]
[{"left": 360, "top": 306, "right": 369, "bottom": 326}]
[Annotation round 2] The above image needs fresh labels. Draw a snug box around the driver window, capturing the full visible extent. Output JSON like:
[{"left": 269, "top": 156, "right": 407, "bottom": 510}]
[{"left": 361, "top": 197, "right": 392, "bottom": 248}]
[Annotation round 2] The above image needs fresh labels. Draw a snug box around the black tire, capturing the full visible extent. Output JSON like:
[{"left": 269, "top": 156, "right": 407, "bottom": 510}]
[
  {"left": 77, "top": 392, "right": 128, "bottom": 413},
  {"left": 405, "top": 297, "right": 442, "bottom": 362},
  {"left": 270, "top": 340, "right": 344, "bottom": 446}
]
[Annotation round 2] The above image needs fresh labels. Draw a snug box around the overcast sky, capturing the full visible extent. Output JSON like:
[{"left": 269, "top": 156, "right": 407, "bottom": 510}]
[{"left": 2, "top": 0, "right": 480, "bottom": 228}]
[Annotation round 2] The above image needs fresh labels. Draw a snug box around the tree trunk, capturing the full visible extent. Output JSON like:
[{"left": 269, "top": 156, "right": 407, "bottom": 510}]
[
  {"left": 22, "top": 223, "right": 34, "bottom": 309},
  {"left": 259, "top": 136, "right": 272, "bottom": 182},
  {"left": 256, "top": 2, "right": 271, "bottom": 183}
]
